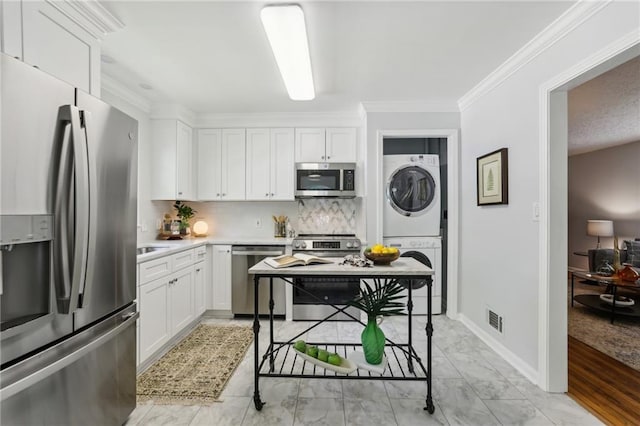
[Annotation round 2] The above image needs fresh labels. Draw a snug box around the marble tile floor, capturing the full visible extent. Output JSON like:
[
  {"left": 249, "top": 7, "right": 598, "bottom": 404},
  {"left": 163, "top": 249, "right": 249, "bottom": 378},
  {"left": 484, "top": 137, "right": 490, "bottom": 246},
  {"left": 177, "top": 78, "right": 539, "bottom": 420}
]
[{"left": 126, "top": 315, "right": 602, "bottom": 426}]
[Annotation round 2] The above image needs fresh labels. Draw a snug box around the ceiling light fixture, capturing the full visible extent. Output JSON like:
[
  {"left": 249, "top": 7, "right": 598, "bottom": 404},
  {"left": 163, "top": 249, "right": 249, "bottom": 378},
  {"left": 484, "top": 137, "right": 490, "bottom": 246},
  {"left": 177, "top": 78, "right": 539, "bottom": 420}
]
[{"left": 260, "top": 4, "right": 315, "bottom": 101}]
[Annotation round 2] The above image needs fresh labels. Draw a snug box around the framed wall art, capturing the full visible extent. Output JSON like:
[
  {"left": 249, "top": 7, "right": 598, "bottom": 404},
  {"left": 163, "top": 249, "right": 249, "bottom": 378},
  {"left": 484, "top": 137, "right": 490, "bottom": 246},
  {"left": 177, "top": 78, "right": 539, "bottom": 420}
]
[{"left": 477, "top": 148, "right": 508, "bottom": 206}]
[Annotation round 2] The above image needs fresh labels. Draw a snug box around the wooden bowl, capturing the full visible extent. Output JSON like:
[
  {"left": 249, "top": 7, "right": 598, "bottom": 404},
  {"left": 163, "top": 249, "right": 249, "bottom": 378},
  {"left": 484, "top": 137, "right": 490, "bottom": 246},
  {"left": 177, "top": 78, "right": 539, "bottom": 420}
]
[{"left": 364, "top": 249, "right": 400, "bottom": 265}]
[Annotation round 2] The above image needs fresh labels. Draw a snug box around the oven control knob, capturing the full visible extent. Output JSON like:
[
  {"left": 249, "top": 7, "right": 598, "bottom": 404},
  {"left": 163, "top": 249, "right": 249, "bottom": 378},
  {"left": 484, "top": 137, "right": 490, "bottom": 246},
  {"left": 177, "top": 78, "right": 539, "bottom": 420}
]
[
  {"left": 294, "top": 242, "right": 300, "bottom": 249},
  {"left": 346, "top": 242, "right": 353, "bottom": 248},
  {"left": 353, "top": 241, "right": 359, "bottom": 248},
  {"left": 301, "top": 242, "right": 307, "bottom": 249}
]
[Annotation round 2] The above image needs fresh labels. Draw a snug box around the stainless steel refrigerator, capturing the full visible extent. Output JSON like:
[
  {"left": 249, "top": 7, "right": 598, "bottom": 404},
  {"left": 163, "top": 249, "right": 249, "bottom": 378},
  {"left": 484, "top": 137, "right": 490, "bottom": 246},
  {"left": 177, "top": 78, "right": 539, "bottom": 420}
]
[{"left": 0, "top": 53, "right": 139, "bottom": 425}]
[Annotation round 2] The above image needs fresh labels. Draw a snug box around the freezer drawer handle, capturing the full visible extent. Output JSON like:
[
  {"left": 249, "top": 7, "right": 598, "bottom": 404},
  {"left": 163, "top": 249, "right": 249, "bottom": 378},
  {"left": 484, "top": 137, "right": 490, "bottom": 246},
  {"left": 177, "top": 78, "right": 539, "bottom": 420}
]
[{"left": 0, "top": 311, "right": 139, "bottom": 401}]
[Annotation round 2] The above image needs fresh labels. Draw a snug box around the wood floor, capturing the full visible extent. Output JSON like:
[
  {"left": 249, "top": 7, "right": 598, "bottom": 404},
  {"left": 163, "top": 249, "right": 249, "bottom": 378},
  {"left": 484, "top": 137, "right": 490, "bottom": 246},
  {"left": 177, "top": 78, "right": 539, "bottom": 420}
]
[{"left": 568, "top": 336, "right": 640, "bottom": 425}]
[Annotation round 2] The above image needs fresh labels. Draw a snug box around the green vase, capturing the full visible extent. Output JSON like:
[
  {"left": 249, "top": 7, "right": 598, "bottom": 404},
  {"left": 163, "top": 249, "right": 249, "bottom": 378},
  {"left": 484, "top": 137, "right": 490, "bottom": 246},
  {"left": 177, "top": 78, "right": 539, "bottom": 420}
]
[{"left": 361, "top": 317, "right": 385, "bottom": 365}]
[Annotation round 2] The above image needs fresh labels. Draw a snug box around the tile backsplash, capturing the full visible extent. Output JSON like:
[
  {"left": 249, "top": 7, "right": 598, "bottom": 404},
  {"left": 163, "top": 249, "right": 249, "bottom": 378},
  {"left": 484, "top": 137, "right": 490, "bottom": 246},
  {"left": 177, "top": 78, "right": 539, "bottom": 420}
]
[{"left": 297, "top": 199, "right": 357, "bottom": 235}]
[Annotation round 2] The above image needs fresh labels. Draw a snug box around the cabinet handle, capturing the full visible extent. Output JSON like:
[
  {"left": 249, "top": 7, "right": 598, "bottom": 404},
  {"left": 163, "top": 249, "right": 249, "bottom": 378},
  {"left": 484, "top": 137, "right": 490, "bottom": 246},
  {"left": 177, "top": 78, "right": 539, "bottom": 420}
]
[
  {"left": 222, "top": 193, "right": 226, "bottom": 196},
  {"left": 196, "top": 268, "right": 201, "bottom": 272},
  {"left": 270, "top": 193, "right": 274, "bottom": 196},
  {"left": 321, "top": 155, "right": 325, "bottom": 160},
  {"left": 178, "top": 191, "right": 182, "bottom": 195},
  {"left": 327, "top": 156, "right": 331, "bottom": 159},
  {"left": 216, "top": 193, "right": 220, "bottom": 197},
  {"left": 265, "top": 193, "right": 269, "bottom": 197}
]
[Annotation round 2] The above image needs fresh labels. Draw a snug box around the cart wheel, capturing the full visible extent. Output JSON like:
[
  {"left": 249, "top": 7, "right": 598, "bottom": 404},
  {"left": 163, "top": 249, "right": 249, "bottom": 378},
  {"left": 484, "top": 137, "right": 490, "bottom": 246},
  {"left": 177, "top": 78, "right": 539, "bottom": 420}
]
[
  {"left": 424, "top": 398, "right": 435, "bottom": 414},
  {"left": 253, "top": 395, "right": 264, "bottom": 411}
]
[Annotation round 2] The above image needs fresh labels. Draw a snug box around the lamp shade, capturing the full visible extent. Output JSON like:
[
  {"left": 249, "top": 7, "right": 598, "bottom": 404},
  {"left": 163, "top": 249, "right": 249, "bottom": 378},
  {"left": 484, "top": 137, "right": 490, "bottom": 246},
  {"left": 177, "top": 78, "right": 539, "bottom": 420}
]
[
  {"left": 192, "top": 220, "right": 209, "bottom": 237},
  {"left": 587, "top": 220, "right": 614, "bottom": 237}
]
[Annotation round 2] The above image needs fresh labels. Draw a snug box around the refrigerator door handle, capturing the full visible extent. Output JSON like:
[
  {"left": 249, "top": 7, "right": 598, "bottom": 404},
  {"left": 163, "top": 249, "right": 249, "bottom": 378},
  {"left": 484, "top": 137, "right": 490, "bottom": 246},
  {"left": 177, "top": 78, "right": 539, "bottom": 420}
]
[
  {"left": 0, "top": 310, "right": 139, "bottom": 401},
  {"left": 78, "top": 110, "right": 97, "bottom": 308},
  {"left": 53, "top": 105, "right": 90, "bottom": 314}
]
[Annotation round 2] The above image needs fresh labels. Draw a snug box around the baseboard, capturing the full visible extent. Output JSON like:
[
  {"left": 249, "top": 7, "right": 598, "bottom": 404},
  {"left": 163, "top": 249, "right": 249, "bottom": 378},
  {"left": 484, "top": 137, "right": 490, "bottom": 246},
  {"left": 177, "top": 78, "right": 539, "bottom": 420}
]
[{"left": 458, "top": 314, "right": 539, "bottom": 385}]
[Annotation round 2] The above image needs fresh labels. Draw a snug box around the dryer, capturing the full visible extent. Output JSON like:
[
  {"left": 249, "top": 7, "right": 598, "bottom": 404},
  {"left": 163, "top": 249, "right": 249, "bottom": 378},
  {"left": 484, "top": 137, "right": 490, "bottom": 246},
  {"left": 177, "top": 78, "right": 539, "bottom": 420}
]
[
  {"left": 384, "top": 236, "right": 442, "bottom": 315},
  {"left": 383, "top": 154, "right": 441, "bottom": 237}
]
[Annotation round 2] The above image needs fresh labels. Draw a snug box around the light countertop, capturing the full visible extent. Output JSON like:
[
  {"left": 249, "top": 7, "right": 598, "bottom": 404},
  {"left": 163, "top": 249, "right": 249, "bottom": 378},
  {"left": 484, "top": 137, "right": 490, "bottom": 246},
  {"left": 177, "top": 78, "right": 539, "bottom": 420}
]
[{"left": 136, "top": 237, "right": 294, "bottom": 263}]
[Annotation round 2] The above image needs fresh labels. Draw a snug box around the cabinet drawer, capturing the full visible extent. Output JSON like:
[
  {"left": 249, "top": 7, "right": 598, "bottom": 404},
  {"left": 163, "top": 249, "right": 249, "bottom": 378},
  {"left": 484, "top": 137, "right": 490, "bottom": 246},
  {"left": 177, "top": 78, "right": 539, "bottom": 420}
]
[
  {"left": 139, "top": 256, "right": 173, "bottom": 285},
  {"left": 195, "top": 245, "right": 207, "bottom": 263},
  {"left": 173, "top": 249, "right": 195, "bottom": 271}
]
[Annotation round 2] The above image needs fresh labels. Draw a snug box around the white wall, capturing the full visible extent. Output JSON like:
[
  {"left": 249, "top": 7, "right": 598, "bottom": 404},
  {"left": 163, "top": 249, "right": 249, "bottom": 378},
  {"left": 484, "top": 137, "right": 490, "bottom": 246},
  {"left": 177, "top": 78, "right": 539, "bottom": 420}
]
[
  {"left": 568, "top": 140, "right": 640, "bottom": 270},
  {"left": 364, "top": 112, "right": 460, "bottom": 242},
  {"left": 458, "top": 1, "right": 639, "bottom": 374}
]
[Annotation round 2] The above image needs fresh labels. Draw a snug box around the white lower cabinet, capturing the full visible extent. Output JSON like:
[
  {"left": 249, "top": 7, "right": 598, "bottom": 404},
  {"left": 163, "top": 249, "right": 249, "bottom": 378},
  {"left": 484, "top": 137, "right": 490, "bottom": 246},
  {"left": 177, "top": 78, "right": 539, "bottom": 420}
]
[
  {"left": 169, "top": 267, "right": 194, "bottom": 334},
  {"left": 137, "top": 246, "right": 210, "bottom": 366},
  {"left": 194, "top": 260, "right": 207, "bottom": 316},
  {"left": 212, "top": 245, "right": 232, "bottom": 311},
  {"left": 139, "top": 276, "right": 171, "bottom": 363}
]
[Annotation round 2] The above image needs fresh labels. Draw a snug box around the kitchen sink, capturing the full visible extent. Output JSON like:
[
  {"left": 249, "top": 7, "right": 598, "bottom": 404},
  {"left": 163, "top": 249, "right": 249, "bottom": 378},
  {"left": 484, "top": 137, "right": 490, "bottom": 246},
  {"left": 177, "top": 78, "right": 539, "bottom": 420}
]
[{"left": 136, "top": 246, "right": 170, "bottom": 255}]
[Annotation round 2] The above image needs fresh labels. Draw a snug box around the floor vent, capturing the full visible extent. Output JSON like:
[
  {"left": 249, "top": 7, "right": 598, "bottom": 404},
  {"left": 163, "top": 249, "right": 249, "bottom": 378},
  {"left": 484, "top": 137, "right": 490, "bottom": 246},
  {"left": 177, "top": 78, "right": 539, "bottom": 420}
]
[{"left": 487, "top": 308, "right": 503, "bottom": 334}]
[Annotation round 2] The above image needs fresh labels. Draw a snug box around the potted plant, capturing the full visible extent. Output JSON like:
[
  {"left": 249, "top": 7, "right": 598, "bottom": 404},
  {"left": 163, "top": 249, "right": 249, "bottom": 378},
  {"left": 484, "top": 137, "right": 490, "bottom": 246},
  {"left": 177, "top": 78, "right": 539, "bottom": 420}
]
[
  {"left": 347, "top": 279, "right": 406, "bottom": 365},
  {"left": 173, "top": 201, "right": 196, "bottom": 235}
]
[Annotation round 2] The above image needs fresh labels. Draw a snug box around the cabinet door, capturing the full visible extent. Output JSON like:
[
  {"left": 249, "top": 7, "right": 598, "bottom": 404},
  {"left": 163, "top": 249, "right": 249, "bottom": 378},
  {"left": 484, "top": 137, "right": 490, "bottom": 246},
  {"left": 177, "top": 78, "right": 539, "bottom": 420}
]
[
  {"left": 270, "top": 128, "right": 295, "bottom": 200},
  {"left": 212, "top": 245, "right": 232, "bottom": 311},
  {"left": 245, "top": 129, "right": 271, "bottom": 201},
  {"left": 176, "top": 121, "right": 193, "bottom": 200},
  {"left": 139, "top": 277, "right": 171, "bottom": 363},
  {"left": 1, "top": 0, "right": 22, "bottom": 59},
  {"left": 194, "top": 261, "right": 206, "bottom": 316},
  {"left": 197, "top": 129, "right": 222, "bottom": 200},
  {"left": 21, "top": 1, "right": 99, "bottom": 94},
  {"left": 326, "top": 128, "right": 357, "bottom": 163},
  {"left": 221, "top": 129, "right": 246, "bottom": 200},
  {"left": 170, "top": 267, "right": 194, "bottom": 334},
  {"left": 150, "top": 120, "right": 178, "bottom": 200},
  {"left": 295, "top": 128, "right": 325, "bottom": 162}
]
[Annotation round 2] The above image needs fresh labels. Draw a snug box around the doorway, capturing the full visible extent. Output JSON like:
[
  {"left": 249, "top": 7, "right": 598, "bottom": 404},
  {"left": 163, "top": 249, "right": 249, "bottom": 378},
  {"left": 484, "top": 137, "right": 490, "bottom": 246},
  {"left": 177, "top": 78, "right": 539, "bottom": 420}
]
[{"left": 541, "top": 36, "right": 640, "bottom": 393}]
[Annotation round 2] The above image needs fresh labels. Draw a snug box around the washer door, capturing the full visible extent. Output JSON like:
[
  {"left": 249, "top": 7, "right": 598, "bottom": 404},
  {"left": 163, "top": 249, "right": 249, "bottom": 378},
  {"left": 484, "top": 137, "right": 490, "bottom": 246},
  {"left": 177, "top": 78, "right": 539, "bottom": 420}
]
[
  {"left": 387, "top": 165, "right": 436, "bottom": 217},
  {"left": 398, "top": 251, "right": 433, "bottom": 289}
]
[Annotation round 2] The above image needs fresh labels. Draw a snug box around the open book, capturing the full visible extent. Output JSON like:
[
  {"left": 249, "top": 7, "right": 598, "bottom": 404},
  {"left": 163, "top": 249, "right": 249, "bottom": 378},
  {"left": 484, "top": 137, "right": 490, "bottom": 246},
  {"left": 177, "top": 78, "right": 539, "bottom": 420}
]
[{"left": 264, "top": 254, "right": 333, "bottom": 269}]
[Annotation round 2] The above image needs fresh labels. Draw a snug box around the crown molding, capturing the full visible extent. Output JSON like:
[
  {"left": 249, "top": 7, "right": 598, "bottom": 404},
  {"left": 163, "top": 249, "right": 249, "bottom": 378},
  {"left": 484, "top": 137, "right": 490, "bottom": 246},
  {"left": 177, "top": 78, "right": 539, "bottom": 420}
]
[
  {"left": 194, "top": 111, "right": 363, "bottom": 128},
  {"left": 457, "top": 0, "right": 611, "bottom": 112},
  {"left": 101, "top": 74, "right": 152, "bottom": 113},
  {"left": 150, "top": 104, "right": 197, "bottom": 126},
  {"left": 360, "top": 100, "right": 459, "bottom": 113},
  {"left": 46, "top": 0, "right": 124, "bottom": 40}
]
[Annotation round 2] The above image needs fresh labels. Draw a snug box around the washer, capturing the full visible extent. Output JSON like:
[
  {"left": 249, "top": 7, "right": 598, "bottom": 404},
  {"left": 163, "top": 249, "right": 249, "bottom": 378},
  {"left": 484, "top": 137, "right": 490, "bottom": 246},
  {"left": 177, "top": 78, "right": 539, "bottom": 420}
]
[
  {"left": 383, "top": 154, "right": 441, "bottom": 237},
  {"left": 384, "top": 236, "right": 442, "bottom": 315}
]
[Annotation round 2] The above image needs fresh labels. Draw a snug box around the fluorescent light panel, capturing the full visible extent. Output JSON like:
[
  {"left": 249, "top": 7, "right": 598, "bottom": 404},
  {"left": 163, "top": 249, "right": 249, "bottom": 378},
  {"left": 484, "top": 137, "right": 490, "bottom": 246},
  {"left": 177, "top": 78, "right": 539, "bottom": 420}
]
[{"left": 261, "top": 4, "right": 315, "bottom": 101}]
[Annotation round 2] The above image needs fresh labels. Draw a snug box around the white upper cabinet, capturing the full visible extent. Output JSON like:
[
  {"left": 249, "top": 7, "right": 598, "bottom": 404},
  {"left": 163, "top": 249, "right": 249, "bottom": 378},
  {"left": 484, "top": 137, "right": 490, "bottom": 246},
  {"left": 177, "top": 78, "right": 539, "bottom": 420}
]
[
  {"left": 295, "top": 127, "right": 356, "bottom": 163},
  {"left": 196, "top": 129, "right": 222, "bottom": 200},
  {"left": 294, "top": 128, "right": 325, "bottom": 162},
  {"left": 246, "top": 128, "right": 294, "bottom": 201},
  {"left": 326, "top": 128, "right": 357, "bottom": 163},
  {"left": 197, "top": 129, "right": 246, "bottom": 201},
  {"left": 1, "top": 0, "right": 101, "bottom": 94},
  {"left": 151, "top": 120, "right": 194, "bottom": 200}
]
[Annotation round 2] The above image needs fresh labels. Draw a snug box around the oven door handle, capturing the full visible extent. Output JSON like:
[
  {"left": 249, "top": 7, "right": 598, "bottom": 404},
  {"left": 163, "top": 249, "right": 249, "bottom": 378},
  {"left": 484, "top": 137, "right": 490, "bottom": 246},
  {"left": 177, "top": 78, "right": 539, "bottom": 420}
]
[{"left": 231, "top": 250, "right": 284, "bottom": 256}]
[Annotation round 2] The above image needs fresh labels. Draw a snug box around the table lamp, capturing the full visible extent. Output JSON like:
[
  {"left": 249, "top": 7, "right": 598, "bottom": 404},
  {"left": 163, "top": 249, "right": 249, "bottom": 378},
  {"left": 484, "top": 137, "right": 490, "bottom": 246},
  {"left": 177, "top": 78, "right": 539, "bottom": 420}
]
[{"left": 587, "top": 220, "right": 613, "bottom": 249}]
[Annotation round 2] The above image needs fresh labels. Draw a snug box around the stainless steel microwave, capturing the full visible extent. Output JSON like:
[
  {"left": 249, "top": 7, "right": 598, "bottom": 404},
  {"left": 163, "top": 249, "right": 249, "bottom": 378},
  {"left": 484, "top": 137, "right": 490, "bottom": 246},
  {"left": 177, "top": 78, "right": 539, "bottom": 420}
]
[{"left": 295, "top": 162, "right": 356, "bottom": 198}]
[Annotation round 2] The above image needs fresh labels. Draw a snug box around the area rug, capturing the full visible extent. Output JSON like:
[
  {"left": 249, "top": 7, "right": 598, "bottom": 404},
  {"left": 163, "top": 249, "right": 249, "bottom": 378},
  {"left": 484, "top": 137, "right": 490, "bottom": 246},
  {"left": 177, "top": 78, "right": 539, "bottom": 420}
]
[
  {"left": 568, "top": 281, "right": 640, "bottom": 371},
  {"left": 137, "top": 324, "right": 253, "bottom": 404}
]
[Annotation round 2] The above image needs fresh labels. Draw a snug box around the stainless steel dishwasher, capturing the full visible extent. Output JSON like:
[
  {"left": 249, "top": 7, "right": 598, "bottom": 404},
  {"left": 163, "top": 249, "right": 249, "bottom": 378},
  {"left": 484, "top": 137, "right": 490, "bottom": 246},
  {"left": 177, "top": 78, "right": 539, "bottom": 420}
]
[{"left": 231, "top": 245, "right": 286, "bottom": 317}]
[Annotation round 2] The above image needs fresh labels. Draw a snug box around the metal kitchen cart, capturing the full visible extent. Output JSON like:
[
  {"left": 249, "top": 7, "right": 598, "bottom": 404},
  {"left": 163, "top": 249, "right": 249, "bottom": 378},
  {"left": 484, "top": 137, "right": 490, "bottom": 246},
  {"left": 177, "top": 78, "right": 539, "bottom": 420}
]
[{"left": 248, "top": 258, "right": 435, "bottom": 414}]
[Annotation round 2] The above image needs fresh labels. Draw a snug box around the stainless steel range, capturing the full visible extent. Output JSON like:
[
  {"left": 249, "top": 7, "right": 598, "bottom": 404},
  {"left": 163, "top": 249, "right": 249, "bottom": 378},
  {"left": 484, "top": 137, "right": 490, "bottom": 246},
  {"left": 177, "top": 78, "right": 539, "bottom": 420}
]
[{"left": 292, "top": 234, "right": 362, "bottom": 321}]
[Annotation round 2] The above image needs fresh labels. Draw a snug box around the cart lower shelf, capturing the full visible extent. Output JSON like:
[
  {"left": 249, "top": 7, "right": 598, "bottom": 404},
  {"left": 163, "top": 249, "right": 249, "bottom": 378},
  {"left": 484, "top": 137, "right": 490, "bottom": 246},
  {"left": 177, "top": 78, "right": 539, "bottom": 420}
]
[{"left": 258, "top": 341, "right": 428, "bottom": 381}]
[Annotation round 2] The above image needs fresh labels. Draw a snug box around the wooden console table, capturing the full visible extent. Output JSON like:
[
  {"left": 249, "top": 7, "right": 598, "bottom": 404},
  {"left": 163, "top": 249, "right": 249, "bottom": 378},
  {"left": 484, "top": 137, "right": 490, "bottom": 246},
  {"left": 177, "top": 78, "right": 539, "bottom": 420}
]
[{"left": 248, "top": 257, "right": 435, "bottom": 414}]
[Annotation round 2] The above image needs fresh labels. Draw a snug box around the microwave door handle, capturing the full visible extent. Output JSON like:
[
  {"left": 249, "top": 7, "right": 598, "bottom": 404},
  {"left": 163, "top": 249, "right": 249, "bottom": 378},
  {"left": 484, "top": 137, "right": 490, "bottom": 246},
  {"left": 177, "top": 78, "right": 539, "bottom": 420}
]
[
  {"left": 340, "top": 169, "right": 344, "bottom": 191},
  {"left": 54, "top": 105, "right": 89, "bottom": 314}
]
